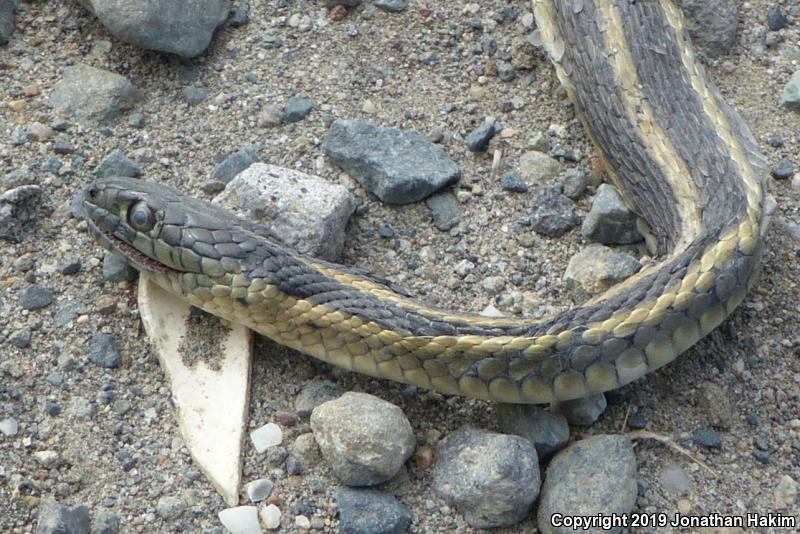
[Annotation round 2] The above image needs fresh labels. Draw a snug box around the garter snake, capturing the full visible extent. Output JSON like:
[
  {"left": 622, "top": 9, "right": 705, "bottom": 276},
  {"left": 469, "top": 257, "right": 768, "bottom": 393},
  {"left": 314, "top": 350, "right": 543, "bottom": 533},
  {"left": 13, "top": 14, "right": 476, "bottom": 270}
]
[{"left": 83, "top": 0, "right": 772, "bottom": 404}]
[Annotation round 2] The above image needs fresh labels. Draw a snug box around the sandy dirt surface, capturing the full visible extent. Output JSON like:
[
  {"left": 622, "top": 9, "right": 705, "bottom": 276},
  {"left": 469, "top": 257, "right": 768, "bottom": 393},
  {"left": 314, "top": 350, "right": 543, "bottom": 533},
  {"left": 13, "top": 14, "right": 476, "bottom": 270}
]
[{"left": 1, "top": 1, "right": 799, "bottom": 532}]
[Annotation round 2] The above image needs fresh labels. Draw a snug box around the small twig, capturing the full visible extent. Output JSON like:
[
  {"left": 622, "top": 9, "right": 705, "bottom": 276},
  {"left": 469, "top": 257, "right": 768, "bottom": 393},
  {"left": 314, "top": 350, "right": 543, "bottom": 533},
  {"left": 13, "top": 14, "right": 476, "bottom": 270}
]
[
  {"left": 628, "top": 430, "right": 717, "bottom": 477},
  {"left": 620, "top": 403, "right": 631, "bottom": 433}
]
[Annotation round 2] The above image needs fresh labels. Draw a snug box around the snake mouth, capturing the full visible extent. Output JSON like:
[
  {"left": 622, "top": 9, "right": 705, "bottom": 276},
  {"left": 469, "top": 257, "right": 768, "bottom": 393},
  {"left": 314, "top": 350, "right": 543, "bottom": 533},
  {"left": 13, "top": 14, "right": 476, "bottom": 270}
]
[{"left": 82, "top": 184, "right": 177, "bottom": 277}]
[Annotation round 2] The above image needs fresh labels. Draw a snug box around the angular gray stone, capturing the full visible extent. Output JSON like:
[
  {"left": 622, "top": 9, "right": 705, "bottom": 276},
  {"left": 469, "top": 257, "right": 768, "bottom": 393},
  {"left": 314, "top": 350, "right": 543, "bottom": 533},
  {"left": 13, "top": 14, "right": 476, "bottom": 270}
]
[
  {"left": 553, "top": 393, "right": 608, "bottom": 426},
  {"left": 564, "top": 245, "right": 641, "bottom": 297},
  {"left": 530, "top": 185, "right": 580, "bottom": 238},
  {"left": 284, "top": 95, "right": 313, "bottom": 123},
  {"left": 496, "top": 404, "right": 569, "bottom": 460},
  {"left": 50, "top": 64, "right": 140, "bottom": 125},
  {"left": 465, "top": 123, "right": 498, "bottom": 152},
  {"left": 0, "top": 185, "right": 42, "bottom": 242},
  {"left": 562, "top": 168, "right": 587, "bottom": 199},
  {"left": 500, "top": 171, "right": 528, "bottom": 193},
  {"left": 310, "top": 392, "right": 415, "bottom": 486},
  {"left": 156, "top": 495, "right": 185, "bottom": 520},
  {"left": 674, "top": 0, "right": 738, "bottom": 58},
  {"left": 582, "top": 184, "right": 642, "bottom": 244},
  {"left": 214, "top": 163, "right": 356, "bottom": 261},
  {"left": 0, "top": 0, "right": 15, "bottom": 45},
  {"left": 86, "top": 0, "right": 230, "bottom": 58},
  {"left": 519, "top": 150, "right": 561, "bottom": 186},
  {"left": 295, "top": 379, "right": 342, "bottom": 418},
  {"left": 375, "top": 0, "right": 407, "bottom": 13},
  {"left": 336, "top": 487, "right": 412, "bottom": 534},
  {"left": 95, "top": 149, "right": 142, "bottom": 178},
  {"left": 87, "top": 333, "right": 121, "bottom": 368},
  {"left": 425, "top": 191, "right": 460, "bottom": 231},
  {"left": 102, "top": 250, "right": 138, "bottom": 283},
  {"left": 432, "top": 427, "right": 540, "bottom": 528},
  {"left": 325, "top": 0, "right": 361, "bottom": 6},
  {"left": 19, "top": 284, "right": 53, "bottom": 310},
  {"left": 36, "top": 498, "right": 91, "bottom": 534},
  {"left": 781, "top": 71, "right": 800, "bottom": 110},
  {"left": 538, "top": 435, "right": 638, "bottom": 534},
  {"left": 323, "top": 119, "right": 460, "bottom": 204},
  {"left": 212, "top": 147, "right": 259, "bottom": 184},
  {"left": 246, "top": 478, "right": 274, "bottom": 502}
]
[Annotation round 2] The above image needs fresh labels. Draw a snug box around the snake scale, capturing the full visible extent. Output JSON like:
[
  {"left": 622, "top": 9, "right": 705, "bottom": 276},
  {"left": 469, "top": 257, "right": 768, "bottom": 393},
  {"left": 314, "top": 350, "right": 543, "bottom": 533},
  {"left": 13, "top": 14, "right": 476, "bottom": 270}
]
[{"left": 83, "top": 0, "right": 772, "bottom": 404}]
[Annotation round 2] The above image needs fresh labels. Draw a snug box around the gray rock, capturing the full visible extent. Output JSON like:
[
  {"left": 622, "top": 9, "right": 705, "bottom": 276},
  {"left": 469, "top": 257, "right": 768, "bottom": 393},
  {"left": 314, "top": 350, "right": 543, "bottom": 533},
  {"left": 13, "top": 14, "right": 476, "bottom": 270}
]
[
  {"left": 0, "top": 417, "right": 18, "bottom": 436},
  {"left": 497, "top": 62, "right": 517, "bottom": 81},
  {"left": 295, "top": 379, "right": 342, "bottom": 418},
  {"left": 102, "top": 251, "right": 138, "bottom": 283},
  {"left": 582, "top": 184, "right": 642, "bottom": 244},
  {"left": 229, "top": 0, "right": 249, "bottom": 27},
  {"left": 374, "top": 0, "right": 406, "bottom": 13},
  {"left": 553, "top": 393, "right": 608, "bottom": 426},
  {"left": 425, "top": 191, "right": 460, "bottom": 231},
  {"left": 92, "top": 512, "right": 120, "bottom": 534},
  {"left": 564, "top": 245, "right": 641, "bottom": 297},
  {"left": 519, "top": 150, "right": 561, "bottom": 186},
  {"left": 674, "top": 0, "right": 738, "bottom": 57},
  {"left": 538, "top": 435, "right": 637, "bottom": 534},
  {"left": 95, "top": 149, "right": 141, "bottom": 178},
  {"left": 781, "top": 71, "right": 800, "bottom": 109},
  {"left": 0, "top": 185, "right": 42, "bottom": 242},
  {"left": 155, "top": 495, "right": 185, "bottom": 520},
  {"left": 336, "top": 487, "right": 412, "bottom": 534},
  {"left": 562, "top": 168, "right": 587, "bottom": 199},
  {"left": 323, "top": 119, "right": 460, "bottom": 204},
  {"left": 214, "top": 163, "right": 356, "bottom": 261},
  {"left": 432, "top": 427, "right": 540, "bottom": 528},
  {"left": 49, "top": 64, "right": 140, "bottom": 125},
  {"left": 500, "top": 171, "right": 528, "bottom": 193},
  {"left": 692, "top": 428, "right": 722, "bottom": 449},
  {"left": 87, "top": 333, "right": 121, "bottom": 368},
  {"left": 36, "top": 498, "right": 91, "bottom": 534},
  {"left": 52, "top": 136, "right": 77, "bottom": 155},
  {"left": 284, "top": 95, "right": 313, "bottom": 123},
  {"left": 767, "top": 6, "right": 788, "bottom": 31},
  {"left": 59, "top": 259, "right": 82, "bottom": 275},
  {"left": 86, "top": 0, "right": 230, "bottom": 58},
  {"left": 310, "top": 392, "right": 415, "bottom": 486},
  {"left": 245, "top": 478, "right": 274, "bottom": 502},
  {"left": 20, "top": 284, "right": 54, "bottom": 310},
  {"left": 183, "top": 85, "right": 209, "bottom": 106},
  {"left": 0, "top": 0, "right": 15, "bottom": 45},
  {"left": 325, "top": 0, "right": 361, "bottom": 6},
  {"left": 529, "top": 186, "right": 580, "bottom": 237},
  {"left": 211, "top": 147, "right": 259, "bottom": 186},
  {"left": 496, "top": 404, "right": 569, "bottom": 460},
  {"left": 465, "top": 123, "right": 498, "bottom": 152},
  {"left": 772, "top": 158, "right": 795, "bottom": 179},
  {"left": 8, "top": 328, "right": 31, "bottom": 348}
]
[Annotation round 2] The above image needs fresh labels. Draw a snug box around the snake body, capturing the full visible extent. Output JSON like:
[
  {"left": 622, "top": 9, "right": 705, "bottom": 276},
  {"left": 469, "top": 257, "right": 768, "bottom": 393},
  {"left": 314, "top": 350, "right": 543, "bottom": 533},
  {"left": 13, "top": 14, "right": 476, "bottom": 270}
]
[{"left": 83, "top": 0, "right": 771, "bottom": 404}]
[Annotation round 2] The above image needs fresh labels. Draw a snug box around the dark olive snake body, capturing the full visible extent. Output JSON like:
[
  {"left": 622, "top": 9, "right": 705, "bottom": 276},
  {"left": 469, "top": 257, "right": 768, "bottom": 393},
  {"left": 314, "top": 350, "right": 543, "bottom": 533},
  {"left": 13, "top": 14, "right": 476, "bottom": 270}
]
[{"left": 83, "top": 0, "right": 771, "bottom": 403}]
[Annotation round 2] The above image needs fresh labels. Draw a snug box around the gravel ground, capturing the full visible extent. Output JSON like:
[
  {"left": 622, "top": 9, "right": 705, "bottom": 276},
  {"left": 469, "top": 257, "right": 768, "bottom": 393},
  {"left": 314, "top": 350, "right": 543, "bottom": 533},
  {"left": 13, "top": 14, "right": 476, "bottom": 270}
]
[{"left": 1, "top": 1, "right": 799, "bottom": 533}]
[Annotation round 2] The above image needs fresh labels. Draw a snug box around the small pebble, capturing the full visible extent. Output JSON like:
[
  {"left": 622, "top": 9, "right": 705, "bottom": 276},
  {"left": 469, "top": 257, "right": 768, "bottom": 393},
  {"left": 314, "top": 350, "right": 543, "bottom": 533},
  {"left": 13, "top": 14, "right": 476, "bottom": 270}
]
[
  {"left": 260, "top": 504, "right": 281, "bottom": 530},
  {"left": 246, "top": 478, "right": 274, "bottom": 502},
  {"left": 218, "top": 505, "right": 261, "bottom": 534},
  {"left": 250, "top": 422, "right": 283, "bottom": 453},
  {"left": 772, "top": 158, "right": 794, "bottom": 179},
  {"left": 693, "top": 428, "right": 722, "bottom": 449}
]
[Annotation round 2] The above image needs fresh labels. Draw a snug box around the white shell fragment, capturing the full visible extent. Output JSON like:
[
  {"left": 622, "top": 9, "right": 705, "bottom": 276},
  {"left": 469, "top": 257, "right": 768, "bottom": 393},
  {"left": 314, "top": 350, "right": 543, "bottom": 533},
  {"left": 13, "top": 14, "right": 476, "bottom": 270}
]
[{"left": 138, "top": 273, "right": 253, "bottom": 507}]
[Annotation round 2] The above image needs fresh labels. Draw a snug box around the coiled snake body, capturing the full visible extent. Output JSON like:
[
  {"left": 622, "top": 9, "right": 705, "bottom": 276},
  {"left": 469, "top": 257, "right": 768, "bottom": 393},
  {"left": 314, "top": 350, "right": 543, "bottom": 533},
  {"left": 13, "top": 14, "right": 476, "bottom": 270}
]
[{"left": 83, "top": 0, "right": 771, "bottom": 404}]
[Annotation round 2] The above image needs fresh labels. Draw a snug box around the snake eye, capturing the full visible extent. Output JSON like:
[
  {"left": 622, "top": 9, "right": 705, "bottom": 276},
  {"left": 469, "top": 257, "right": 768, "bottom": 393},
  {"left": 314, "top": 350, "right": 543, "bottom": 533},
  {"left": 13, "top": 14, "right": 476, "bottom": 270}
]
[{"left": 128, "top": 201, "right": 155, "bottom": 232}]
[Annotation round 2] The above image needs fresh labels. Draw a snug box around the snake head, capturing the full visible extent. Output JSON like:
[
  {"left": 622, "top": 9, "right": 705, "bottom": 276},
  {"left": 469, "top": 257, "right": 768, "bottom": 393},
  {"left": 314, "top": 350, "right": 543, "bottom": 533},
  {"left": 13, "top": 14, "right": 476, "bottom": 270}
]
[{"left": 82, "top": 177, "right": 266, "bottom": 279}]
